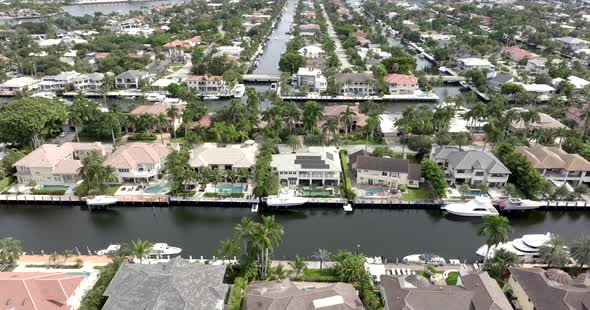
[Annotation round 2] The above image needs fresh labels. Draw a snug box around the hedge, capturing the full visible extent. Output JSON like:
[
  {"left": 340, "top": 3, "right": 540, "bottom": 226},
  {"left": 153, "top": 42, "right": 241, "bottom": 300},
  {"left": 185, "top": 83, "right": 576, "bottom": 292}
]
[
  {"left": 31, "top": 188, "right": 66, "bottom": 195},
  {"left": 339, "top": 150, "right": 355, "bottom": 200},
  {"left": 228, "top": 277, "right": 247, "bottom": 310},
  {"left": 204, "top": 192, "right": 244, "bottom": 198},
  {"left": 128, "top": 133, "right": 157, "bottom": 141}
]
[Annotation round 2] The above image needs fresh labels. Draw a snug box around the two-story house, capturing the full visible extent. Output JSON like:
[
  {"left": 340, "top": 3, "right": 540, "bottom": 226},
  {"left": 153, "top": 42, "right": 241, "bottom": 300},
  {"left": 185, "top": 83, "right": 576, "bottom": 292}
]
[
  {"left": 38, "top": 71, "right": 82, "bottom": 91},
  {"left": 104, "top": 142, "right": 172, "bottom": 184},
  {"left": 458, "top": 58, "right": 495, "bottom": 71},
  {"left": 295, "top": 67, "right": 327, "bottom": 92},
  {"left": 516, "top": 146, "right": 590, "bottom": 186},
  {"left": 271, "top": 147, "right": 341, "bottom": 187},
  {"left": 189, "top": 141, "right": 258, "bottom": 173},
  {"left": 298, "top": 45, "right": 325, "bottom": 59},
  {"left": 115, "top": 70, "right": 150, "bottom": 89},
  {"left": 185, "top": 75, "right": 227, "bottom": 95},
  {"left": 430, "top": 145, "right": 511, "bottom": 187},
  {"left": 525, "top": 57, "right": 548, "bottom": 75},
  {"left": 13, "top": 142, "right": 105, "bottom": 187},
  {"left": 349, "top": 150, "right": 421, "bottom": 188},
  {"left": 334, "top": 73, "right": 375, "bottom": 96},
  {"left": 384, "top": 74, "right": 417, "bottom": 95}
]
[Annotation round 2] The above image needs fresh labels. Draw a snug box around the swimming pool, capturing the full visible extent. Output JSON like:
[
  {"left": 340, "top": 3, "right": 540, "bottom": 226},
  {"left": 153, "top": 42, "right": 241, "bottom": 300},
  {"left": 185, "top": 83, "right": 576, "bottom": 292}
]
[
  {"left": 210, "top": 184, "right": 243, "bottom": 193},
  {"left": 43, "top": 185, "right": 69, "bottom": 191},
  {"left": 144, "top": 183, "right": 171, "bottom": 194},
  {"left": 359, "top": 188, "right": 386, "bottom": 196},
  {"left": 466, "top": 189, "right": 484, "bottom": 196}
]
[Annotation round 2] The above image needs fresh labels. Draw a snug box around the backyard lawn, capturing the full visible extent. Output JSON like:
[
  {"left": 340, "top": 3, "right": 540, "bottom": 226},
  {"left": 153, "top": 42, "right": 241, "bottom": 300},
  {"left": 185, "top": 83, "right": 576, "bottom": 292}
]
[
  {"left": 0, "top": 177, "right": 13, "bottom": 193},
  {"left": 303, "top": 269, "right": 339, "bottom": 282},
  {"left": 391, "top": 152, "right": 418, "bottom": 163},
  {"left": 401, "top": 186, "right": 437, "bottom": 201}
]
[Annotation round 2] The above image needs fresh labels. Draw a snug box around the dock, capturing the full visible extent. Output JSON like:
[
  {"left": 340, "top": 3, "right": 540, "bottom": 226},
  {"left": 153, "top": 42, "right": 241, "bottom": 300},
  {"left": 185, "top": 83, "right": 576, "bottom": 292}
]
[
  {"left": 242, "top": 74, "right": 281, "bottom": 83},
  {"left": 279, "top": 92, "right": 439, "bottom": 102}
]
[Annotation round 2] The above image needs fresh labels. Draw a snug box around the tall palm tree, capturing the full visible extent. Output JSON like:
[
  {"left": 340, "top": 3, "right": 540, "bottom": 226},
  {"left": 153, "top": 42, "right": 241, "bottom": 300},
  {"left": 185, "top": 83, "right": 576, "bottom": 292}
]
[
  {"left": 252, "top": 216, "right": 284, "bottom": 277},
  {"left": 0, "top": 237, "right": 23, "bottom": 265},
  {"left": 234, "top": 217, "right": 256, "bottom": 255},
  {"left": 485, "top": 248, "right": 520, "bottom": 279},
  {"left": 303, "top": 100, "right": 324, "bottom": 133},
  {"left": 132, "top": 239, "right": 153, "bottom": 264},
  {"left": 156, "top": 113, "right": 170, "bottom": 145},
  {"left": 339, "top": 105, "right": 357, "bottom": 137},
  {"left": 166, "top": 106, "right": 180, "bottom": 139},
  {"left": 478, "top": 216, "right": 512, "bottom": 269},
  {"left": 365, "top": 114, "right": 380, "bottom": 145},
  {"left": 216, "top": 239, "right": 240, "bottom": 261},
  {"left": 283, "top": 101, "right": 300, "bottom": 134},
  {"left": 287, "top": 135, "right": 302, "bottom": 153},
  {"left": 313, "top": 248, "right": 332, "bottom": 271},
  {"left": 570, "top": 235, "right": 590, "bottom": 268},
  {"left": 539, "top": 234, "right": 570, "bottom": 268},
  {"left": 322, "top": 118, "right": 338, "bottom": 144},
  {"left": 210, "top": 168, "right": 223, "bottom": 194}
]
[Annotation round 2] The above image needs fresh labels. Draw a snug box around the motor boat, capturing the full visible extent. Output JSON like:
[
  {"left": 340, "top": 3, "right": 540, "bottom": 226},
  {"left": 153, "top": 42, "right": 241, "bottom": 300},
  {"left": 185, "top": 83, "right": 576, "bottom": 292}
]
[
  {"left": 476, "top": 233, "right": 552, "bottom": 258},
  {"left": 442, "top": 196, "right": 498, "bottom": 217},
  {"left": 32, "top": 91, "right": 56, "bottom": 99},
  {"left": 403, "top": 254, "right": 446, "bottom": 265},
  {"left": 149, "top": 243, "right": 182, "bottom": 258},
  {"left": 97, "top": 244, "right": 121, "bottom": 256},
  {"left": 498, "top": 197, "right": 543, "bottom": 211},
  {"left": 203, "top": 95, "right": 220, "bottom": 100},
  {"left": 233, "top": 84, "right": 246, "bottom": 98},
  {"left": 86, "top": 196, "right": 118, "bottom": 206},
  {"left": 266, "top": 195, "right": 308, "bottom": 208},
  {"left": 145, "top": 93, "right": 166, "bottom": 102}
]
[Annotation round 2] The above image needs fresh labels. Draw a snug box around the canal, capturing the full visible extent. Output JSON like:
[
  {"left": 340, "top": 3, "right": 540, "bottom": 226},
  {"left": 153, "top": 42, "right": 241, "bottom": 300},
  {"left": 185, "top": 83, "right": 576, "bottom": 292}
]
[
  {"left": 63, "top": 0, "right": 188, "bottom": 16},
  {"left": 1, "top": 206, "right": 589, "bottom": 261}
]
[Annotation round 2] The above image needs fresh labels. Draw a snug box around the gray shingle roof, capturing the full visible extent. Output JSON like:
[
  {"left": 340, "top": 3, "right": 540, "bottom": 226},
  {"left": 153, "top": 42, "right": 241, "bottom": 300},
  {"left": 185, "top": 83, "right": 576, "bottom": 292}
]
[
  {"left": 355, "top": 155, "right": 410, "bottom": 174},
  {"left": 116, "top": 70, "right": 148, "bottom": 79},
  {"left": 102, "top": 258, "right": 228, "bottom": 310},
  {"left": 433, "top": 146, "right": 510, "bottom": 174}
]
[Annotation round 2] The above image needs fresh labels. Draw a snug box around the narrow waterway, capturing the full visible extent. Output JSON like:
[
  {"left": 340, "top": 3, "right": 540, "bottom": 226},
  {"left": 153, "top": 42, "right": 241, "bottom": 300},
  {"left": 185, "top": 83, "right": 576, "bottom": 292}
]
[
  {"left": 63, "top": 0, "right": 188, "bottom": 16},
  {"left": 1, "top": 206, "right": 589, "bottom": 261}
]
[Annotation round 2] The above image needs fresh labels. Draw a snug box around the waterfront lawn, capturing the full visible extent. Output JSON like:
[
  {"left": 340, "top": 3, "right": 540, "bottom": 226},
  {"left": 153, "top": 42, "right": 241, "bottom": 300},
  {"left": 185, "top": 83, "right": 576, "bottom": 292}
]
[
  {"left": 445, "top": 271, "right": 459, "bottom": 285},
  {"left": 402, "top": 186, "right": 437, "bottom": 201},
  {"left": 303, "top": 268, "right": 339, "bottom": 282},
  {"left": 204, "top": 192, "right": 244, "bottom": 198},
  {"left": 74, "top": 184, "right": 121, "bottom": 196},
  {"left": 0, "top": 177, "right": 13, "bottom": 193}
]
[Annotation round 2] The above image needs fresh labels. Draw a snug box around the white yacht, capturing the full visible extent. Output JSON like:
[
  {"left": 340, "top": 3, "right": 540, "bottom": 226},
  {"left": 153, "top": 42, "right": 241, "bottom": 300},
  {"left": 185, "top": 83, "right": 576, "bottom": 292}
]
[
  {"left": 442, "top": 196, "right": 498, "bottom": 217},
  {"left": 149, "top": 243, "right": 182, "bottom": 258},
  {"left": 403, "top": 254, "right": 446, "bottom": 265},
  {"left": 498, "top": 197, "right": 543, "bottom": 211},
  {"left": 87, "top": 196, "right": 118, "bottom": 206},
  {"left": 203, "top": 95, "right": 220, "bottom": 100},
  {"left": 476, "top": 233, "right": 552, "bottom": 258},
  {"left": 266, "top": 195, "right": 308, "bottom": 208},
  {"left": 233, "top": 84, "right": 246, "bottom": 98},
  {"left": 145, "top": 93, "right": 166, "bottom": 102},
  {"left": 32, "top": 91, "right": 56, "bottom": 99},
  {"left": 97, "top": 244, "right": 121, "bottom": 256}
]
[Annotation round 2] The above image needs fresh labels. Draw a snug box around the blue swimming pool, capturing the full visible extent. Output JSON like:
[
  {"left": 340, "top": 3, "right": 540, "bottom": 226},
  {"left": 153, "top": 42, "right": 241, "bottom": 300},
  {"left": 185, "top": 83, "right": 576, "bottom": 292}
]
[
  {"left": 43, "top": 185, "right": 69, "bottom": 191},
  {"left": 144, "top": 183, "right": 171, "bottom": 194},
  {"left": 211, "top": 184, "right": 243, "bottom": 193},
  {"left": 360, "top": 188, "right": 385, "bottom": 196},
  {"left": 466, "top": 189, "right": 484, "bottom": 196}
]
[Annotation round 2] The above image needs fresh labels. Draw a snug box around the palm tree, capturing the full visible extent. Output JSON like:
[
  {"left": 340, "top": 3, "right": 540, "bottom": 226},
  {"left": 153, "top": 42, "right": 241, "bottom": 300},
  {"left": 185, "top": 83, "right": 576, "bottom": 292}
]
[
  {"left": 132, "top": 239, "right": 153, "bottom": 263},
  {"left": 216, "top": 239, "right": 240, "bottom": 263},
  {"left": 478, "top": 216, "right": 512, "bottom": 268},
  {"left": 539, "top": 234, "right": 570, "bottom": 268},
  {"left": 484, "top": 248, "right": 520, "bottom": 279},
  {"left": 287, "top": 135, "right": 302, "bottom": 153},
  {"left": 210, "top": 169, "right": 223, "bottom": 194},
  {"left": 322, "top": 118, "right": 339, "bottom": 144},
  {"left": 63, "top": 249, "right": 74, "bottom": 263},
  {"left": 270, "top": 263, "right": 288, "bottom": 280},
  {"left": 283, "top": 101, "right": 300, "bottom": 134},
  {"left": 335, "top": 252, "right": 366, "bottom": 284},
  {"left": 570, "top": 235, "right": 590, "bottom": 268},
  {"left": 365, "top": 114, "right": 380, "bottom": 144},
  {"left": 339, "top": 105, "right": 357, "bottom": 137},
  {"left": 303, "top": 100, "right": 324, "bottom": 133},
  {"left": 0, "top": 237, "right": 22, "bottom": 265},
  {"left": 289, "top": 255, "right": 306, "bottom": 280},
  {"left": 251, "top": 216, "right": 284, "bottom": 277},
  {"left": 156, "top": 114, "right": 170, "bottom": 144},
  {"left": 166, "top": 106, "right": 180, "bottom": 139},
  {"left": 574, "top": 183, "right": 589, "bottom": 200},
  {"left": 313, "top": 248, "right": 331, "bottom": 271},
  {"left": 234, "top": 217, "right": 256, "bottom": 256}
]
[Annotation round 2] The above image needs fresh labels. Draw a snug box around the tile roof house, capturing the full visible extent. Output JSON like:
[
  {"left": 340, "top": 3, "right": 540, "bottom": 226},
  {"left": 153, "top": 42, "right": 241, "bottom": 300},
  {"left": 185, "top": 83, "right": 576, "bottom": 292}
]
[
  {"left": 271, "top": 147, "right": 342, "bottom": 187},
  {"left": 430, "top": 145, "right": 511, "bottom": 187},
  {"left": 299, "top": 23, "right": 321, "bottom": 35},
  {"left": 317, "top": 104, "right": 367, "bottom": 130},
  {"left": 380, "top": 272, "right": 512, "bottom": 310},
  {"left": 103, "top": 258, "right": 228, "bottom": 310},
  {"left": 508, "top": 268, "right": 590, "bottom": 310},
  {"left": 350, "top": 150, "right": 422, "bottom": 188},
  {"left": 0, "top": 272, "right": 86, "bottom": 310},
  {"left": 510, "top": 111, "right": 566, "bottom": 131},
  {"left": 244, "top": 280, "right": 365, "bottom": 310},
  {"left": 298, "top": 44, "right": 325, "bottom": 59},
  {"left": 189, "top": 141, "right": 258, "bottom": 172},
  {"left": 384, "top": 74, "right": 417, "bottom": 95},
  {"left": 104, "top": 142, "right": 172, "bottom": 184},
  {"left": 565, "top": 105, "right": 588, "bottom": 129},
  {"left": 14, "top": 142, "right": 105, "bottom": 186},
  {"left": 525, "top": 57, "right": 549, "bottom": 75},
  {"left": 130, "top": 100, "right": 185, "bottom": 132},
  {"left": 500, "top": 46, "right": 539, "bottom": 62},
  {"left": 516, "top": 146, "right": 590, "bottom": 185}
]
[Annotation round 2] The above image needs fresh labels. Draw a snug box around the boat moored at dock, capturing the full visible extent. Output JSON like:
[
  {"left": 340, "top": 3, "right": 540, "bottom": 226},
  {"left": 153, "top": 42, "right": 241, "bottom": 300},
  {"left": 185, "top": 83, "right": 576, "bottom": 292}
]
[
  {"left": 149, "top": 243, "right": 182, "bottom": 258},
  {"left": 86, "top": 196, "right": 118, "bottom": 206},
  {"left": 476, "top": 232, "right": 552, "bottom": 258},
  {"left": 498, "top": 198, "right": 543, "bottom": 211},
  {"left": 97, "top": 244, "right": 121, "bottom": 256},
  {"left": 442, "top": 196, "right": 498, "bottom": 217},
  {"left": 403, "top": 253, "right": 447, "bottom": 265}
]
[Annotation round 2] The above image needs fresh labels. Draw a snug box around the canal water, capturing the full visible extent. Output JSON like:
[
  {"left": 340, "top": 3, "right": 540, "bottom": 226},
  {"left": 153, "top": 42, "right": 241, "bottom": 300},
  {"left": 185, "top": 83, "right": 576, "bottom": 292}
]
[
  {"left": 63, "top": 0, "right": 188, "bottom": 16},
  {"left": 1, "top": 206, "right": 589, "bottom": 261}
]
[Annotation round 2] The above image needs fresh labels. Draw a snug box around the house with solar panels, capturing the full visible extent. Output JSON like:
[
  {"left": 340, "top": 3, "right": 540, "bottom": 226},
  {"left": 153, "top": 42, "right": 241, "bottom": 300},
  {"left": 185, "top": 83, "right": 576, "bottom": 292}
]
[{"left": 271, "top": 147, "right": 342, "bottom": 187}]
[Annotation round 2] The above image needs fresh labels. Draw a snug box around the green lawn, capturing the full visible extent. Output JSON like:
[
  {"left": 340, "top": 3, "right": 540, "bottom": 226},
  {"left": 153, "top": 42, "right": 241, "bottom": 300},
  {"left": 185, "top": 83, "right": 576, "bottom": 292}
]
[
  {"left": 0, "top": 177, "right": 14, "bottom": 193},
  {"left": 445, "top": 272, "right": 459, "bottom": 285},
  {"left": 303, "top": 268, "right": 339, "bottom": 282},
  {"left": 401, "top": 186, "right": 437, "bottom": 201},
  {"left": 102, "top": 185, "right": 121, "bottom": 195},
  {"left": 203, "top": 192, "right": 244, "bottom": 198},
  {"left": 339, "top": 150, "right": 354, "bottom": 200},
  {"left": 391, "top": 152, "right": 418, "bottom": 164}
]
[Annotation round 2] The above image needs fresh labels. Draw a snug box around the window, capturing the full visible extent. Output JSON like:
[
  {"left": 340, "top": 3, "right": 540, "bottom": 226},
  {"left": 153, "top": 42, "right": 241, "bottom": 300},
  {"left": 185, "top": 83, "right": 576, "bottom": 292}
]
[
  {"left": 119, "top": 169, "right": 129, "bottom": 173},
  {"left": 474, "top": 171, "right": 484, "bottom": 176},
  {"left": 456, "top": 169, "right": 464, "bottom": 173},
  {"left": 382, "top": 171, "right": 388, "bottom": 176}
]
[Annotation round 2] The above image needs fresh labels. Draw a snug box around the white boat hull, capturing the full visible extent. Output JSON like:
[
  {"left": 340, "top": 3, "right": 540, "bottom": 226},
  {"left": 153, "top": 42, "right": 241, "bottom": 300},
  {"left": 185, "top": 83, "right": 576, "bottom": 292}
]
[
  {"left": 87, "top": 196, "right": 118, "bottom": 206},
  {"left": 266, "top": 196, "right": 308, "bottom": 208}
]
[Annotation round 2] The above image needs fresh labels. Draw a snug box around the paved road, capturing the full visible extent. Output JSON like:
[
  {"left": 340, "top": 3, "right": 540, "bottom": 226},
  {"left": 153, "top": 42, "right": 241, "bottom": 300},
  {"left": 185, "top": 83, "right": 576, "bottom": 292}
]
[
  {"left": 165, "top": 60, "right": 193, "bottom": 79},
  {"left": 320, "top": 4, "right": 352, "bottom": 69}
]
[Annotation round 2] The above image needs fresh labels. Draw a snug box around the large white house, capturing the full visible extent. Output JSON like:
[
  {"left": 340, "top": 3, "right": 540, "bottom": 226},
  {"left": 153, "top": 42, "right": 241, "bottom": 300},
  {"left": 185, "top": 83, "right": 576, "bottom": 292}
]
[
  {"left": 38, "top": 71, "right": 104, "bottom": 91},
  {"left": 0, "top": 77, "right": 39, "bottom": 93},
  {"left": 189, "top": 141, "right": 258, "bottom": 172},
  {"left": 334, "top": 73, "right": 375, "bottom": 96},
  {"left": 104, "top": 143, "right": 172, "bottom": 184},
  {"left": 13, "top": 142, "right": 105, "bottom": 186},
  {"left": 295, "top": 67, "right": 327, "bottom": 92},
  {"left": 185, "top": 75, "right": 227, "bottom": 95},
  {"left": 349, "top": 150, "right": 421, "bottom": 188},
  {"left": 298, "top": 45, "right": 325, "bottom": 58},
  {"left": 458, "top": 58, "right": 495, "bottom": 71},
  {"left": 271, "top": 147, "right": 341, "bottom": 187},
  {"left": 430, "top": 145, "right": 511, "bottom": 187},
  {"left": 115, "top": 70, "right": 150, "bottom": 89}
]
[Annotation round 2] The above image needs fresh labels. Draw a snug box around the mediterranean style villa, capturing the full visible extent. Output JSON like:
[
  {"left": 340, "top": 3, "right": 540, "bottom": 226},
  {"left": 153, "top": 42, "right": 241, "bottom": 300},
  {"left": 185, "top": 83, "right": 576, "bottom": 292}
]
[
  {"left": 104, "top": 142, "right": 172, "bottom": 184},
  {"left": 189, "top": 141, "right": 258, "bottom": 172}
]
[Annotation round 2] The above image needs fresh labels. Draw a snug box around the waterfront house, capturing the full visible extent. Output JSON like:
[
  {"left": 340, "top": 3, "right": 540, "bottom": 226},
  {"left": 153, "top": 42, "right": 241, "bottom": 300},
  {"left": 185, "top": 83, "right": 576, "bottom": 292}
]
[
  {"left": 39, "top": 71, "right": 104, "bottom": 91},
  {"left": 298, "top": 44, "right": 325, "bottom": 59},
  {"left": 514, "top": 83, "right": 556, "bottom": 100},
  {"left": 115, "top": 70, "right": 150, "bottom": 89},
  {"left": 487, "top": 72, "right": 514, "bottom": 92},
  {"left": 420, "top": 32, "right": 455, "bottom": 45},
  {"left": 244, "top": 280, "right": 365, "bottom": 310},
  {"left": 186, "top": 75, "right": 227, "bottom": 95},
  {"left": 508, "top": 268, "right": 590, "bottom": 310},
  {"left": 358, "top": 46, "right": 392, "bottom": 65},
  {"left": 458, "top": 58, "right": 495, "bottom": 71},
  {"left": 430, "top": 145, "right": 511, "bottom": 187},
  {"left": 0, "top": 272, "right": 86, "bottom": 310},
  {"left": 295, "top": 67, "right": 328, "bottom": 92},
  {"left": 130, "top": 100, "right": 184, "bottom": 132},
  {"left": 163, "top": 36, "right": 202, "bottom": 62},
  {"left": 384, "top": 74, "right": 417, "bottom": 95},
  {"left": 271, "top": 147, "right": 342, "bottom": 187},
  {"left": 334, "top": 73, "right": 375, "bottom": 96},
  {"left": 349, "top": 150, "right": 422, "bottom": 188},
  {"left": 525, "top": 57, "right": 549, "bottom": 75},
  {"left": 14, "top": 142, "right": 105, "bottom": 187},
  {"left": 380, "top": 272, "right": 512, "bottom": 310},
  {"left": 0, "top": 76, "right": 38, "bottom": 93},
  {"left": 299, "top": 23, "right": 321, "bottom": 36},
  {"left": 515, "top": 146, "right": 590, "bottom": 186},
  {"left": 552, "top": 75, "right": 590, "bottom": 90},
  {"left": 317, "top": 104, "right": 367, "bottom": 131},
  {"left": 104, "top": 142, "right": 171, "bottom": 184},
  {"left": 103, "top": 258, "right": 228, "bottom": 310},
  {"left": 510, "top": 110, "right": 566, "bottom": 132},
  {"left": 500, "top": 46, "right": 539, "bottom": 62},
  {"left": 555, "top": 36, "right": 590, "bottom": 51},
  {"left": 189, "top": 141, "right": 258, "bottom": 173},
  {"left": 351, "top": 31, "right": 370, "bottom": 46}
]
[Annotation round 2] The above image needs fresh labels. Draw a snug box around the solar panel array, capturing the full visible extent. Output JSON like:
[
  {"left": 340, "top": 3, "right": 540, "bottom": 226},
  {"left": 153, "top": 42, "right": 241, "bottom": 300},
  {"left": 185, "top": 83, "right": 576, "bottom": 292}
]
[{"left": 294, "top": 155, "right": 330, "bottom": 169}]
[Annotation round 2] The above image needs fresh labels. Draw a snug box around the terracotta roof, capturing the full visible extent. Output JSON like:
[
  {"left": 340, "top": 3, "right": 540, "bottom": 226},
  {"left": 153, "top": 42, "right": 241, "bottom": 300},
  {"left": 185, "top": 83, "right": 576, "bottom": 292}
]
[
  {"left": 318, "top": 104, "right": 367, "bottom": 128},
  {"left": 300, "top": 23, "right": 321, "bottom": 30},
  {"left": 0, "top": 55, "right": 10, "bottom": 61},
  {"left": 501, "top": 46, "right": 539, "bottom": 61},
  {"left": 104, "top": 142, "right": 171, "bottom": 169},
  {"left": 163, "top": 39, "right": 190, "bottom": 49},
  {"left": 192, "top": 113, "right": 212, "bottom": 128},
  {"left": 0, "top": 272, "right": 85, "bottom": 310},
  {"left": 94, "top": 52, "right": 111, "bottom": 59},
  {"left": 131, "top": 103, "right": 169, "bottom": 116},
  {"left": 516, "top": 146, "right": 590, "bottom": 171},
  {"left": 384, "top": 74, "right": 417, "bottom": 85},
  {"left": 14, "top": 143, "right": 103, "bottom": 169}
]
